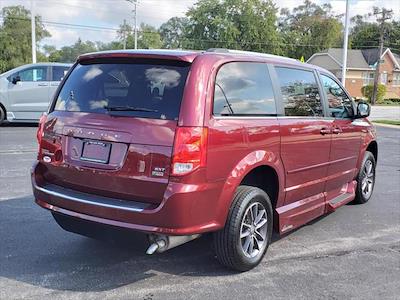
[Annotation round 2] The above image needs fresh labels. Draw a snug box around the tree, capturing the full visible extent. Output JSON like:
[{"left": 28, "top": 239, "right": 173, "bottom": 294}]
[
  {"left": 184, "top": 0, "right": 281, "bottom": 53},
  {"left": 46, "top": 39, "right": 98, "bottom": 63},
  {"left": 126, "top": 23, "right": 163, "bottom": 49},
  {"left": 117, "top": 21, "right": 133, "bottom": 48},
  {"left": 349, "top": 15, "right": 380, "bottom": 49},
  {"left": 159, "top": 17, "right": 189, "bottom": 49},
  {"left": 350, "top": 14, "right": 400, "bottom": 54},
  {"left": 279, "top": 0, "right": 342, "bottom": 59},
  {"left": 0, "top": 6, "right": 50, "bottom": 73}
]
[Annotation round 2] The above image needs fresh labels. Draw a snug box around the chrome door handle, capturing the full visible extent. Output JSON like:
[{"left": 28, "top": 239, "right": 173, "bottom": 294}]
[
  {"left": 320, "top": 128, "right": 331, "bottom": 135},
  {"left": 332, "top": 128, "right": 342, "bottom": 134},
  {"left": 38, "top": 83, "right": 49, "bottom": 86}
]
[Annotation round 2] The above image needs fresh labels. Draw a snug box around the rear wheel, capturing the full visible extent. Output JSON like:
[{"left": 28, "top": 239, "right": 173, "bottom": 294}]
[
  {"left": 354, "top": 151, "right": 376, "bottom": 204},
  {"left": 213, "top": 186, "right": 273, "bottom": 271},
  {"left": 0, "top": 105, "right": 5, "bottom": 125}
]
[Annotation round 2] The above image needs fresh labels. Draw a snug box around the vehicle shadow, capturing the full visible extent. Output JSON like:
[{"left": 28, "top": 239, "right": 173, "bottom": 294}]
[
  {"left": 0, "top": 194, "right": 354, "bottom": 293},
  {"left": 1, "top": 122, "right": 38, "bottom": 127},
  {"left": 2, "top": 194, "right": 341, "bottom": 293},
  {"left": 0, "top": 195, "right": 237, "bottom": 293}
]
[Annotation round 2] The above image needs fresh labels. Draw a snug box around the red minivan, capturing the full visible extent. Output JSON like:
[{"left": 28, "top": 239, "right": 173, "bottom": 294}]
[{"left": 32, "top": 49, "right": 377, "bottom": 271}]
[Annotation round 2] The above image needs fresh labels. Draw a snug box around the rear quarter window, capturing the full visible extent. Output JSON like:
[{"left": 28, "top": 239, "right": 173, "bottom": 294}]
[
  {"left": 213, "top": 62, "right": 276, "bottom": 116},
  {"left": 53, "top": 61, "right": 190, "bottom": 120}
]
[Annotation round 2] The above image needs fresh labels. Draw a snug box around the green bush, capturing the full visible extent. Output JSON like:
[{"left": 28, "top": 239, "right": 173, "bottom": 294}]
[
  {"left": 384, "top": 98, "right": 400, "bottom": 103},
  {"left": 380, "top": 99, "right": 400, "bottom": 105},
  {"left": 361, "top": 84, "right": 387, "bottom": 103}
]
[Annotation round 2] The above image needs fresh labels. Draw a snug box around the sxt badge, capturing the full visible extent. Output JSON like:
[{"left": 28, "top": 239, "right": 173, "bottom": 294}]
[{"left": 152, "top": 167, "right": 165, "bottom": 177}]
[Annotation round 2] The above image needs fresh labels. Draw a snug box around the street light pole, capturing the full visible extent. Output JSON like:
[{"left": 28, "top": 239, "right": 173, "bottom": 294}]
[
  {"left": 341, "top": 0, "right": 350, "bottom": 87},
  {"left": 31, "top": 0, "right": 37, "bottom": 63},
  {"left": 134, "top": 0, "right": 137, "bottom": 49}
]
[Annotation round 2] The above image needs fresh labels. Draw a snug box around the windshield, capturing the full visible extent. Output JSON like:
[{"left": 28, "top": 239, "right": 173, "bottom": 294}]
[{"left": 53, "top": 61, "right": 190, "bottom": 120}]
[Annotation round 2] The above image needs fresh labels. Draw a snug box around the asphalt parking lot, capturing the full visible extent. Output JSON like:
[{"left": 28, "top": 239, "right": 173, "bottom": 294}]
[{"left": 0, "top": 124, "right": 399, "bottom": 300}]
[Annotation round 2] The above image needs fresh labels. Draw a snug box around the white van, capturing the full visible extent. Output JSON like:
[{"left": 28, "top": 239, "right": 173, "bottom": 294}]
[{"left": 0, "top": 63, "right": 71, "bottom": 124}]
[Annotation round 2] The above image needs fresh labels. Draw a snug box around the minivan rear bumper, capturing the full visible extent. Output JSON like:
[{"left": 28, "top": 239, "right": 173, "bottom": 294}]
[{"left": 31, "top": 162, "right": 223, "bottom": 235}]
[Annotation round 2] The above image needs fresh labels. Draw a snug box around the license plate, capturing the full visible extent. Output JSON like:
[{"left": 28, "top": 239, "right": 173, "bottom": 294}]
[{"left": 80, "top": 140, "right": 111, "bottom": 164}]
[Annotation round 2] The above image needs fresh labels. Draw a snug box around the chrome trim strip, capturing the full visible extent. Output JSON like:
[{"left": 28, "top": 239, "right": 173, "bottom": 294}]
[
  {"left": 213, "top": 116, "right": 279, "bottom": 120},
  {"left": 34, "top": 184, "right": 146, "bottom": 212}
]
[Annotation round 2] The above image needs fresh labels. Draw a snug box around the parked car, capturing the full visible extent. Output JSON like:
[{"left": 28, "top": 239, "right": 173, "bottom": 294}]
[
  {"left": 31, "top": 49, "right": 377, "bottom": 271},
  {"left": 0, "top": 62, "right": 72, "bottom": 124}
]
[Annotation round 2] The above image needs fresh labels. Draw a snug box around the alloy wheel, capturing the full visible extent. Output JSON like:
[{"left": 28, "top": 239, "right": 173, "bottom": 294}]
[
  {"left": 361, "top": 159, "right": 374, "bottom": 199},
  {"left": 240, "top": 202, "right": 268, "bottom": 258}
]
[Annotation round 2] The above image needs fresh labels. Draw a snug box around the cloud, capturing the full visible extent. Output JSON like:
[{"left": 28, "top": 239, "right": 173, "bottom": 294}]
[{"left": 0, "top": 0, "right": 399, "bottom": 49}]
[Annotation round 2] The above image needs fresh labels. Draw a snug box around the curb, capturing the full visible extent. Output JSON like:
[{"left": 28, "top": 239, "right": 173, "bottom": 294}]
[{"left": 372, "top": 122, "right": 400, "bottom": 129}]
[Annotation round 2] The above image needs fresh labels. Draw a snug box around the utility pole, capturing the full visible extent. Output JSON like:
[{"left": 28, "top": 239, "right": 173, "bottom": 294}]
[
  {"left": 126, "top": 0, "right": 138, "bottom": 49},
  {"left": 341, "top": 0, "right": 350, "bottom": 87},
  {"left": 371, "top": 8, "right": 393, "bottom": 105},
  {"left": 31, "top": 0, "right": 37, "bottom": 63}
]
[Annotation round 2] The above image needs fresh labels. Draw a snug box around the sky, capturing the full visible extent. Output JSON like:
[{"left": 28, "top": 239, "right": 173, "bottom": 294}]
[{"left": 0, "top": 0, "right": 399, "bottom": 49}]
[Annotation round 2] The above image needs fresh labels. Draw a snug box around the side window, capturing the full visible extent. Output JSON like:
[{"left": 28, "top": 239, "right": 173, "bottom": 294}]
[
  {"left": 17, "top": 67, "right": 48, "bottom": 82},
  {"left": 321, "top": 75, "right": 354, "bottom": 119},
  {"left": 275, "top": 67, "right": 323, "bottom": 117},
  {"left": 213, "top": 62, "right": 276, "bottom": 116},
  {"left": 52, "top": 66, "right": 70, "bottom": 81}
]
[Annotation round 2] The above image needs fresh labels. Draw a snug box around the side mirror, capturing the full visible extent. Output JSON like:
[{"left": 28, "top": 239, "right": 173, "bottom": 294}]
[
  {"left": 355, "top": 101, "right": 370, "bottom": 118},
  {"left": 12, "top": 76, "right": 21, "bottom": 84}
]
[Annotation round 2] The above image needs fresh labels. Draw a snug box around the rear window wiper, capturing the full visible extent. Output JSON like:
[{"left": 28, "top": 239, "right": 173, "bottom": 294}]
[{"left": 104, "top": 105, "right": 158, "bottom": 113}]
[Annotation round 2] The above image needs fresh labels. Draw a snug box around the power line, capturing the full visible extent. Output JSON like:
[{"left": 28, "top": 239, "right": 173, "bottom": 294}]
[{"left": 0, "top": 16, "right": 398, "bottom": 52}]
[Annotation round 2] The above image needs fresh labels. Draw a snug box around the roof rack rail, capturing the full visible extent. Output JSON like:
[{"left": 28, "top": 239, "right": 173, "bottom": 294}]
[
  {"left": 206, "top": 48, "right": 230, "bottom": 53},
  {"left": 205, "top": 48, "right": 298, "bottom": 62}
]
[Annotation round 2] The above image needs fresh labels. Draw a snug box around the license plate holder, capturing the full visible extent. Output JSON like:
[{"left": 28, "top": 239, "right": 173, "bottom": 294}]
[{"left": 80, "top": 140, "right": 111, "bottom": 164}]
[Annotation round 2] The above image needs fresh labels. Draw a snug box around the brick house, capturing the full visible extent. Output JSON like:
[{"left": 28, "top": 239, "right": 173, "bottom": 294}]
[{"left": 307, "top": 48, "right": 400, "bottom": 99}]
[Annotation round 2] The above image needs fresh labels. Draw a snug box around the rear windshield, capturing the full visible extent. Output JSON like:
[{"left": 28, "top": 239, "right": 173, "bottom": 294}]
[{"left": 53, "top": 61, "right": 190, "bottom": 120}]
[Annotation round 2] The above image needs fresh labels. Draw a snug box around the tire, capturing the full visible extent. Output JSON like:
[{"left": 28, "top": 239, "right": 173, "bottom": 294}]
[
  {"left": 0, "top": 105, "right": 5, "bottom": 125},
  {"left": 213, "top": 186, "right": 273, "bottom": 271},
  {"left": 353, "top": 151, "right": 376, "bottom": 204}
]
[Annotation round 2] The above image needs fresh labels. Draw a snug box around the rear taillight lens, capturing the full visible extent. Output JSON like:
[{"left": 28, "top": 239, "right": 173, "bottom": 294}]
[
  {"left": 171, "top": 127, "right": 208, "bottom": 176},
  {"left": 36, "top": 113, "right": 47, "bottom": 145}
]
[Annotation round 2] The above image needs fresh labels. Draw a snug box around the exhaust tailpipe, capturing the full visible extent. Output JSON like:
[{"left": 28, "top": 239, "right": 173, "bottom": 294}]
[{"left": 146, "top": 234, "right": 201, "bottom": 255}]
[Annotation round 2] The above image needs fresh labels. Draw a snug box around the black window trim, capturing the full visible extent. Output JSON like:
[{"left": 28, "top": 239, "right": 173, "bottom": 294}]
[
  {"left": 271, "top": 64, "right": 328, "bottom": 118},
  {"left": 211, "top": 61, "right": 279, "bottom": 119}
]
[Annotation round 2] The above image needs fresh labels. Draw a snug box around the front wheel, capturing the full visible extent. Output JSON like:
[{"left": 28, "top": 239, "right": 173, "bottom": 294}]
[
  {"left": 354, "top": 151, "right": 376, "bottom": 204},
  {"left": 213, "top": 186, "right": 273, "bottom": 271}
]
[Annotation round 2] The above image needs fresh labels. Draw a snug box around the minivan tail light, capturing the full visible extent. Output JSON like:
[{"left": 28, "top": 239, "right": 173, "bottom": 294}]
[
  {"left": 37, "top": 113, "right": 47, "bottom": 145},
  {"left": 171, "top": 127, "right": 208, "bottom": 176}
]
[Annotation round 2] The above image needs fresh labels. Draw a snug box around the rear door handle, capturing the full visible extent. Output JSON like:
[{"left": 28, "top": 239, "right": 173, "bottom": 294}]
[
  {"left": 38, "top": 83, "right": 49, "bottom": 86},
  {"left": 320, "top": 128, "right": 331, "bottom": 135},
  {"left": 332, "top": 128, "right": 342, "bottom": 134}
]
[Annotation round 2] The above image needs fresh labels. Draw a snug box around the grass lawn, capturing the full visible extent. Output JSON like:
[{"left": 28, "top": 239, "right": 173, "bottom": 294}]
[
  {"left": 373, "top": 119, "right": 400, "bottom": 126},
  {"left": 375, "top": 103, "right": 400, "bottom": 106}
]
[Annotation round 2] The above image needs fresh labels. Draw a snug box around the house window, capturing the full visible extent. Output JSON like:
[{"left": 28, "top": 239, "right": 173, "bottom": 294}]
[
  {"left": 380, "top": 73, "right": 388, "bottom": 85},
  {"left": 362, "top": 72, "right": 374, "bottom": 86},
  {"left": 393, "top": 73, "right": 400, "bottom": 86}
]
